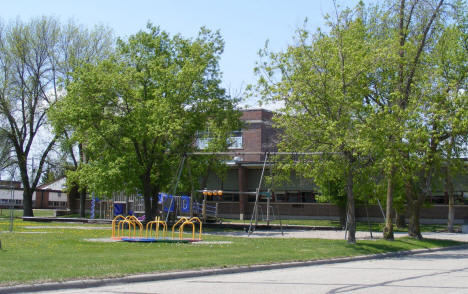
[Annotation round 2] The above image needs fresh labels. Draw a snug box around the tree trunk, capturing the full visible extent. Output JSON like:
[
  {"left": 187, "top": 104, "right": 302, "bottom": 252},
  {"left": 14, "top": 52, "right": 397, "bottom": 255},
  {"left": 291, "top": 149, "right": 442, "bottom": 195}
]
[
  {"left": 79, "top": 188, "right": 87, "bottom": 218},
  {"left": 22, "top": 188, "right": 34, "bottom": 217},
  {"left": 395, "top": 209, "right": 406, "bottom": 228},
  {"left": 447, "top": 194, "right": 455, "bottom": 232},
  {"left": 141, "top": 172, "right": 159, "bottom": 223},
  {"left": 78, "top": 143, "right": 87, "bottom": 218},
  {"left": 383, "top": 167, "right": 395, "bottom": 240},
  {"left": 405, "top": 181, "right": 422, "bottom": 239},
  {"left": 444, "top": 166, "right": 455, "bottom": 232},
  {"left": 339, "top": 204, "right": 347, "bottom": 228},
  {"left": 346, "top": 168, "right": 356, "bottom": 244},
  {"left": 408, "top": 202, "right": 422, "bottom": 239}
]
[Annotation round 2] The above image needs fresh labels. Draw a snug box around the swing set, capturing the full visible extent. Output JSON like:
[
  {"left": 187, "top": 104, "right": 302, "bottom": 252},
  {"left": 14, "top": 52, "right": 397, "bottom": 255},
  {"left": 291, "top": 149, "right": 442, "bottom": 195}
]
[{"left": 111, "top": 150, "right": 371, "bottom": 241}]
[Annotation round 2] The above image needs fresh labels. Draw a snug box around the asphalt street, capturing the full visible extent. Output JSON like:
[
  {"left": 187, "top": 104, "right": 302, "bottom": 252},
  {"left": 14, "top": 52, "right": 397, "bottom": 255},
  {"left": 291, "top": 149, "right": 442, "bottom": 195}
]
[{"left": 29, "top": 246, "right": 468, "bottom": 294}]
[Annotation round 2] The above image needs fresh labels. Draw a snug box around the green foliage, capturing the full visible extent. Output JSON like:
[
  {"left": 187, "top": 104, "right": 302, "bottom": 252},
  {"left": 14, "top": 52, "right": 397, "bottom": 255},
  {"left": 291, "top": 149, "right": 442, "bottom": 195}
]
[
  {"left": 253, "top": 0, "right": 468, "bottom": 239},
  {"left": 252, "top": 5, "right": 383, "bottom": 242},
  {"left": 50, "top": 24, "right": 240, "bottom": 217}
]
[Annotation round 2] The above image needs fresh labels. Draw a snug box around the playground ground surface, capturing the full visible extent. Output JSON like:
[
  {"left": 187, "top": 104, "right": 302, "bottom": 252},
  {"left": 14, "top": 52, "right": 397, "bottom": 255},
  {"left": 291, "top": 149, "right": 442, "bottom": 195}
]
[
  {"left": 0, "top": 218, "right": 466, "bottom": 287},
  {"left": 1, "top": 209, "right": 460, "bottom": 232}
]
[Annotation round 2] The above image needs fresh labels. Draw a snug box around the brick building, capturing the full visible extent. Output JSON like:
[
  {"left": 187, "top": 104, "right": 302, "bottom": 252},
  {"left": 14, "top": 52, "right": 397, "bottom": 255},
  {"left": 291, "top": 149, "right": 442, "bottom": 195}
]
[
  {"left": 0, "top": 178, "right": 68, "bottom": 209},
  {"left": 200, "top": 109, "right": 318, "bottom": 220},
  {"left": 201, "top": 108, "right": 468, "bottom": 222}
]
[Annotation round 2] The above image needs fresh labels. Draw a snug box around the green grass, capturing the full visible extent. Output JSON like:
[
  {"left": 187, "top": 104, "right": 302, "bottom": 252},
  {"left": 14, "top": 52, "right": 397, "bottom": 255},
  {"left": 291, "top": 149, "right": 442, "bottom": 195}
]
[
  {"left": 221, "top": 218, "right": 459, "bottom": 232},
  {"left": 0, "top": 209, "right": 55, "bottom": 218},
  {"left": 0, "top": 219, "right": 463, "bottom": 286}
]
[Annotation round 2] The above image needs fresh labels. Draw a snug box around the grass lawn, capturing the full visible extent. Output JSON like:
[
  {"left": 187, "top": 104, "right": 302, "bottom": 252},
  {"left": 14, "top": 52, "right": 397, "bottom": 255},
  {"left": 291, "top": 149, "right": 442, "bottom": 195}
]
[
  {"left": 0, "top": 209, "right": 55, "bottom": 218},
  {"left": 0, "top": 219, "right": 463, "bottom": 286},
  {"left": 221, "top": 218, "right": 458, "bottom": 233}
]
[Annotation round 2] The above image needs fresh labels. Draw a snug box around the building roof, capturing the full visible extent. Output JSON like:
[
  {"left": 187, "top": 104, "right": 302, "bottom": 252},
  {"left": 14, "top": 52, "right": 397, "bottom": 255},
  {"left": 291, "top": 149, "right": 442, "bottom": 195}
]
[{"left": 37, "top": 177, "right": 67, "bottom": 191}]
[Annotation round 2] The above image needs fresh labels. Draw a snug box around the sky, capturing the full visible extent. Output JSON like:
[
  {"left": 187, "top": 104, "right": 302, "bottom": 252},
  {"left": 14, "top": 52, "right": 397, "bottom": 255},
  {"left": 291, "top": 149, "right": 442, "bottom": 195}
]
[{"left": 1, "top": 0, "right": 367, "bottom": 108}]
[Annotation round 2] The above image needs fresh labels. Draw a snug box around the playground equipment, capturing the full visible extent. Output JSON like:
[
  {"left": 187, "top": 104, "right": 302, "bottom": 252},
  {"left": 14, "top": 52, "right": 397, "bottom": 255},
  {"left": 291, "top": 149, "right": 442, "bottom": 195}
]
[
  {"left": 112, "top": 215, "right": 202, "bottom": 242},
  {"left": 187, "top": 217, "right": 203, "bottom": 240},
  {"left": 111, "top": 215, "right": 126, "bottom": 239},
  {"left": 146, "top": 216, "right": 167, "bottom": 238},
  {"left": 111, "top": 215, "right": 143, "bottom": 239},
  {"left": 171, "top": 217, "right": 188, "bottom": 239},
  {"left": 124, "top": 215, "right": 144, "bottom": 238},
  {"left": 171, "top": 217, "right": 203, "bottom": 241}
]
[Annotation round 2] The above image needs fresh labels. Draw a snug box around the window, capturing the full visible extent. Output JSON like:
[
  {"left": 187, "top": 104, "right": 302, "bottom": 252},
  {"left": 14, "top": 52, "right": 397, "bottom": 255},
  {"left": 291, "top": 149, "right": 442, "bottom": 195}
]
[
  {"left": 228, "top": 131, "right": 243, "bottom": 149},
  {"left": 195, "top": 138, "right": 211, "bottom": 150},
  {"left": 195, "top": 130, "right": 243, "bottom": 150}
]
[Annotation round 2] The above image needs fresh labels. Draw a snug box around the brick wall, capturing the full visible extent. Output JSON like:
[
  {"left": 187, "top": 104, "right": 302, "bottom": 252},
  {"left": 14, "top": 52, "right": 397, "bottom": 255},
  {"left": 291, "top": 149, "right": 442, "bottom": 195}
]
[
  {"left": 239, "top": 109, "right": 278, "bottom": 161},
  {"left": 211, "top": 201, "right": 468, "bottom": 222}
]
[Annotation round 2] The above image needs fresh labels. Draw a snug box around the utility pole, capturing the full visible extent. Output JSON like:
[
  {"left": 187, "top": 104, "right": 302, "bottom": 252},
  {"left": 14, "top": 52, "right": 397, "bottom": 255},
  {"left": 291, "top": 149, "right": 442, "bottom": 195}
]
[{"left": 9, "top": 169, "right": 15, "bottom": 232}]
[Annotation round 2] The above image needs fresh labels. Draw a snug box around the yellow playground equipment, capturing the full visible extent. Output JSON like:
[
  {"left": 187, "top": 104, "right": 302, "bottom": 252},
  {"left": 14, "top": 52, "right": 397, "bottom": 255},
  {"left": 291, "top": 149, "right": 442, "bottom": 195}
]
[
  {"left": 146, "top": 216, "right": 167, "bottom": 238},
  {"left": 172, "top": 217, "right": 203, "bottom": 241},
  {"left": 171, "top": 217, "right": 188, "bottom": 240},
  {"left": 112, "top": 215, "right": 202, "bottom": 242},
  {"left": 111, "top": 215, "right": 126, "bottom": 239},
  {"left": 111, "top": 215, "right": 143, "bottom": 239}
]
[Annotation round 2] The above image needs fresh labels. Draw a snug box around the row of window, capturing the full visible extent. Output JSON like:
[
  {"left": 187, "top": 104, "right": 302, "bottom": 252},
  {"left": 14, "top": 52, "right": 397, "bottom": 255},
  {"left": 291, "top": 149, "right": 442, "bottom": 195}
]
[
  {"left": 196, "top": 131, "right": 243, "bottom": 150},
  {"left": 48, "top": 201, "right": 67, "bottom": 207},
  {"left": 0, "top": 199, "right": 23, "bottom": 205},
  {"left": 205, "top": 192, "right": 318, "bottom": 203}
]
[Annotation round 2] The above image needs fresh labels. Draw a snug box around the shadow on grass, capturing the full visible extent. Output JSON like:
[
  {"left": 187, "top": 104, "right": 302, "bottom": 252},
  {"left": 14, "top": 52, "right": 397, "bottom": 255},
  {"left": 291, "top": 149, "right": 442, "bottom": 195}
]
[{"left": 349, "top": 238, "right": 464, "bottom": 256}]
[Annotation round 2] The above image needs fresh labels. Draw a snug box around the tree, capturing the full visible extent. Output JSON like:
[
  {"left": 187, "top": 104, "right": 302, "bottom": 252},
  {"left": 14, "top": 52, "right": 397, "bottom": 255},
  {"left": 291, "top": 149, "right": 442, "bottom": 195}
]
[
  {"left": 0, "top": 17, "right": 113, "bottom": 217},
  {"left": 365, "top": 0, "right": 467, "bottom": 239},
  {"left": 428, "top": 22, "right": 468, "bottom": 232},
  {"left": 52, "top": 21, "right": 114, "bottom": 217},
  {"left": 253, "top": 4, "right": 377, "bottom": 244},
  {"left": 51, "top": 25, "right": 239, "bottom": 221},
  {"left": 253, "top": 0, "right": 467, "bottom": 241}
]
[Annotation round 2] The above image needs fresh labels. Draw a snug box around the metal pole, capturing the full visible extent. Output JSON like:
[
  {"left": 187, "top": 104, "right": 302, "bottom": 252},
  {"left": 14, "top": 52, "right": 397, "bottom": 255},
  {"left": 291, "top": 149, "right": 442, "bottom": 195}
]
[
  {"left": 187, "top": 159, "right": 194, "bottom": 218},
  {"left": 376, "top": 198, "right": 386, "bottom": 222},
  {"left": 266, "top": 191, "right": 270, "bottom": 226},
  {"left": 248, "top": 153, "right": 269, "bottom": 236},
  {"left": 9, "top": 170, "right": 15, "bottom": 232},
  {"left": 165, "top": 156, "right": 186, "bottom": 224},
  {"left": 202, "top": 196, "right": 206, "bottom": 222}
]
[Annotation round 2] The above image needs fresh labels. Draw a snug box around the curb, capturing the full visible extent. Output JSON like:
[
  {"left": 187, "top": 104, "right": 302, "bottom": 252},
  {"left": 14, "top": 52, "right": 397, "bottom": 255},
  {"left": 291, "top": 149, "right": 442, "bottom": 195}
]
[{"left": 2, "top": 243, "right": 468, "bottom": 294}]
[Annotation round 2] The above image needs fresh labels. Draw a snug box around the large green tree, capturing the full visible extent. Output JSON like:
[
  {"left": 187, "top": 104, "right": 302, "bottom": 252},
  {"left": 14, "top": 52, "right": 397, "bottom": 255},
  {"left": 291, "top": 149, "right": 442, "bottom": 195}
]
[
  {"left": 253, "top": 4, "right": 376, "bottom": 244},
  {"left": 51, "top": 25, "right": 239, "bottom": 221},
  {"left": 370, "top": 0, "right": 468, "bottom": 239},
  {"left": 426, "top": 22, "right": 468, "bottom": 232},
  {"left": 254, "top": 0, "right": 468, "bottom": 242}
]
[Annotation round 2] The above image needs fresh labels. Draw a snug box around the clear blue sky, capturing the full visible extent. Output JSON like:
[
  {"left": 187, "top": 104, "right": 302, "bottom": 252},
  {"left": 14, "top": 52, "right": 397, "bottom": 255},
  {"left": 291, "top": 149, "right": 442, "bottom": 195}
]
[{"left": 1, "top": 0, "right": 366, "bottom": 107}]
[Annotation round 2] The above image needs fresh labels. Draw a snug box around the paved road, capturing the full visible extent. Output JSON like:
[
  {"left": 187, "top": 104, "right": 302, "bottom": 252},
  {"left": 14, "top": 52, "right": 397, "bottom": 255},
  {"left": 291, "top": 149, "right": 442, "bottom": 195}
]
[{"left": 32, "top": 247, "right": 468, "bottom": 294}]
